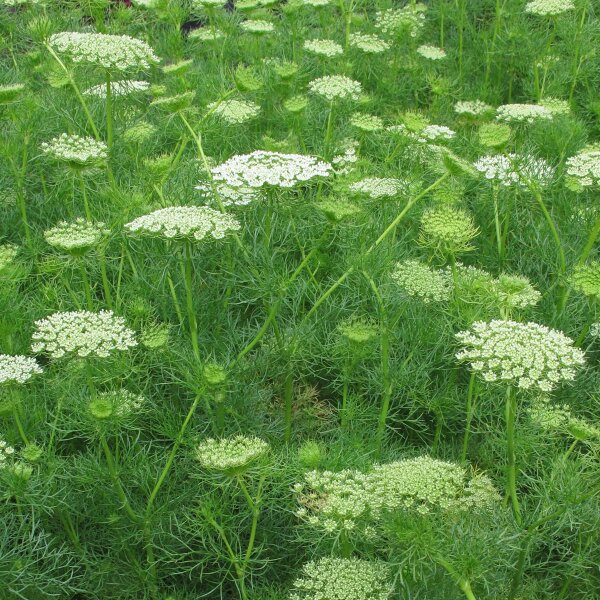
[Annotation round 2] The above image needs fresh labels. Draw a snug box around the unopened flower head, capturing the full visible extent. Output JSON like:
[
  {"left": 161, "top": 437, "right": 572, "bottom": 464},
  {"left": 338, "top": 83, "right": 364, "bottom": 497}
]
[
  {"left": 375, "top": 5, "right": 427, "bottom": 38},
  {"left": 0, "top": 355, "right": 42, "bottom": 384},
  {"left": 31, "top": 310, "right": 137, "bottom": 359},
  {"left": 416, "top": 44, "right": 446, "bottom": 60},
  {"left": 565, "top": 150, "right": 600, "bottom": 188},
  {"left": 308, "top": 75, "right": 362, "bottom": 102},
  {"left": 350, "top": 112, "right": 384, "bottom": 132},
  {"left": 0, "top": 244, "right": 18, "bottom": 272},
  {"left": 208, "top": 98, "right": 260, "bottom": 124},
  {"left": 391, "top": 259, "right": 452, "bottom": 303},
  {"left": 539, "top": 97, "right": 570, "bottom": 115},
  {"left": 89, "top": 389, "right": 144, "bottom": 420},
  {"left": 125, "top": 206, "right": 240, "bottom": 241},
  {"left": 493, "top": 274, "right": 541, "bottom": 310},
  {"left": 290, "top": 557, "right": 392, "bottom": 600},
  {"left": 456, "top": 320, "right": 585, "bottom": 391},
  {"left": 454, "top": 99, "right": 493, "bottom": 117},
  {"left": 44, "top": 219, "right": 109, "bottom": 253},
  {"left": 525, "top": 0, "right": 575, "bottom": 16},
  {"left": 211, "top": 151, "right": 332, "bottom": 189},
  {"left": 84, "top": 80, "right": 150, "bottom": 98},
  {"left": 41, "top": 134, "right": 108, "bottom": 167},
  {"left": 474, "top": 154, "right": 555, "bottom": 188},
  {"left": 49, "top": 32, "right": 159, "bottom": 71},
  {"left": 196, "top": 435, "right": 269, "bottom": 474},
  {"left": 349, "top": 177, "right": 407, "bottom": 199},
  {"left": 338, "top": 318, "right": 379, "bottom": 345},
  {"left": 496, "top": 103, "right": 552, "bottom": 124},
  {"left": 349, "top": 32, "right": 390, "bottom": 53},
  {"left": 303, "top": 38, "right": 343, "bottom": 57},
  {"left": 570, "top": 262, "right": 600, "bottom": 298},
  {"left": 240, "top": 19, "right": 274, "bottom": 34},
  {"left": 419, "top": 206, "right": 479, "bottom": 256}
]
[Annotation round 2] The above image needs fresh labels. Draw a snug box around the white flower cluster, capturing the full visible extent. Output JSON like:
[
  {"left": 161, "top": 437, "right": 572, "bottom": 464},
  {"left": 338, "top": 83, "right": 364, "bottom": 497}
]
[
  {"left": 211, "top": 151, "right": 332, "bottom": 188},
  {"left": 44, "top": 219, "right": 109, "bottom": 252},
  {"left": 196, "top": 435, "right": 269, "bottom": 474},
  {"left": 474, "top": 153, "right": 555, "bottom": 187},
  {"left": 41, "top": 133, "right": 108, "bottom": 166},
  {"left": 196, "top": 181, "right": 261, "bottom": 207},
  {"left": 94, "top": 389, "right": 145, "bottom": 418},
  {"left": 308, "top": 75, "right": 362, "bottom": 102},
  {"left": 299, "top": 0, "right": 331, "bottom": 5},
  {"left": 290, "top": 557, "right": 392, "bottom": 600},
  {"left": 525, "top": 0, "right": 575, "bottom": 16},
  {"left": 0, "top": 355, "right": 43, "bottom": 384},
  {"left": 454, "top": 99, "right": 493, "bottom": 116},
  {"left": 416, "top": 44, "right": 446, "bottom": 60},
  {"left": 0, "top": 438, "right": 15, "bottom": 468},
  {"left": 349, "top": 177, "right": 407, "bottom": 199},
  {"left": 331, "top": 139, "right": 359, "bottom": 175},
  {"left": 84, "top": 80, "right": 150, "bottom": 98},
  {"left": 207, "top": 98, "right": 260, "bottom": 124},
  {"left": 350, "top": 112, "right": 384, "bottom": 132},
  {"left": 0, "top": 244, "right": 18, "bottom": 271},
  {"left": 456, "top": 320, "right": 585, "bottom": 391},
  {"left": 349, "top": 32, "right": 390, "bottom": 53},
  {"left": 295, "top": 456, "right": 499, "bottom": 535},
  {"left": 188, "top": 27, "right": 225, "bottom": 41},
  {"left": 375, "top": 5, "right": 427, "bottom": 38},
  {"left": 303, "top": 38, "right": 343, "bottom": 57},
  {"left": 496, "top": 103, "right": 553, "bottom": 124},
  {"left": 49, "top": 32, "right": 159, "bottom": 71},
  {"left": 421, "top": 124, "right": 455, "bottom": 141},
  {"left": 31, "top": 310, "right": 137, "bottom": 359},
  {"left": 391, "top": 260, "right": 452, "bottom": 303},
  {"left": 125, "top": 206, "right": 240, "bottom": 241},
  {"left": 565, "top": 149, "right": 600, "bottom": 188},
  {"left": 240, "top": 19, "right": 274, "bottom": 34}
]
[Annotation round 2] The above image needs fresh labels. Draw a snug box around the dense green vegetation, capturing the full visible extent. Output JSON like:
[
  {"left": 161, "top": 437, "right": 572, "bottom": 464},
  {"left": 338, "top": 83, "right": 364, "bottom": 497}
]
[{"left": 0, "top": 0, "right": 599, "bottom": 598}]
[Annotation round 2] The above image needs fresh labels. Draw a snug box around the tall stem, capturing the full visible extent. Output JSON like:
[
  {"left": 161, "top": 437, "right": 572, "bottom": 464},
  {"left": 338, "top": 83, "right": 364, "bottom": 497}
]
[
  {"left": 98, "top": 247, "right": 113, "bottom": 308},
  {"left": 78, "top": 173, "right": 91, "bottom": 220},
  {"left": 324, "top": 100, "right": 335, "bottom": 159},
  {"left": 78, "top": 258, "right": 94, "bottom": 310},
  {"left": 461, "top": 372, "right": 477, "bottom": 462},
  {"left": 105, "top": 71, "right": 113, "bottom": 150},
  {"left": 180, "top": 240, "right": 201, "bottom": 364},
  {"left": 505, "top": 386, "right": 522, "bottom": 525}
]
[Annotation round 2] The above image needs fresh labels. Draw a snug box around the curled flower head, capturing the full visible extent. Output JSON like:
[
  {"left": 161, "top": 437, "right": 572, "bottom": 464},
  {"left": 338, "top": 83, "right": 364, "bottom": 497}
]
[
  {"left": 290, "top": 557, "right": 392, "bottom": 600},
  {"left": 48, "top": 32, "right": 159, "bottom": 71},
  {"left": 41, "top": 134, "right": 108, "bottom": 168},
  {"left": 196, "top": 435, "right": 270, "bottom": 475},
  {"left": 308, "top": 75, "right": 362, "bottom": 102},
  {"left": 31, "top": 310, "right": 137, "bottom": 359},
  {"left": 570, "top": 262, "right": 600, "bottom": 298},
  {"left": 391, "top": 259, "right": 452, "bottom": 303},
  {"left": 125, "top": 206, "right": 241, "bottom": 241},
  {"left": 0, "top": 355, "right": 42, "bottom": 384},
  {"left": 419, "top": 206, "right": 479, "bottom": 256},
  {"left": 44, "top": 219, "right": 109, "bottom": 254},
  {"left": 456, "top": 320, "right": 585, "bottom": 391},
  {"left": 211, "top": 151, "right": 332, "bottom": 189}
]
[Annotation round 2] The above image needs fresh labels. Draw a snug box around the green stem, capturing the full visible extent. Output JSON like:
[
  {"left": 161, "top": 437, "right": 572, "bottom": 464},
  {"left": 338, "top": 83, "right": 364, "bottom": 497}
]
[
  {"left": 98, "top": 248, "right": 113, "bottom": 308},
  {"left": 79, "top": 174, "right": 91, "bottom": 220},
  {"left": 568, "top": 6, "right": 587, "bottom": 104},
  {"left": 79, "top": 259, "right": 94, "bottom": 310},
  {"left": 434, "top": 555, "right": 477, "bottom": 600},
  {"left": 167, "top": 273, "right": 185, "bottom": 329},
  {"left": 283, "top": 364, "right": 294, "bottom": 443},
  {"left": 180, "top": 240, "right": 201, "bottom": 364},
  {"left": 563, "top": 438, "right": 578, "bottom": 460},
  {"left": 461, "top": 373, "right": 477, "bottom": 462},
  {"left": 324, "top": 100, "right": 335, "bottom": 159},
  {"left": 505, "top": 386, "right": 522, "bottom": 525},
  {"left": 12, "top": 406, "right": 28, "bottom": 445},
  {"left": 105, "top": 71, "right": 113, "bottom": 150}
]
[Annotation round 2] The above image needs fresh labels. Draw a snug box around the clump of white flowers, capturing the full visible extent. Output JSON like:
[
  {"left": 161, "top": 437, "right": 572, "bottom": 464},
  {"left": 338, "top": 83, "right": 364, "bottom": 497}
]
[
  {"left": 496, "top": 103, "right": 553, "bottom": 124},
  {"left": 41, "top": 134, "right": 108, "bottom": 167},
  {"left": 44, "top": 219, "right": 109, "bottom": 253},
  {"left": 89, "top": 389, "right": 145, "bottom": 420},
  {"left": 211, "top": 151, "right": 332, "bottom": 189},
  {"left": 196, "top": 435, "right": 270, "bottom": 475},
  {"left": 290, "top": 557, "right": 392, "bottom": 600},
  {"left": 0, "top": 244, "right": 18, "bottom": 272},
  {"left": 474, "top": 154, "right": 555, "bottom": 187},
  {"left": 349, "top": 177, "right": 407, "bottom": 199},
  {"left": 31, "top": 310, "right": 137, "bottom": 359},
  {"left": 349, "top": 32, "right": 390, "bottom": 53},
  {"left": 84, "top": 80, "right": 150, "bottom": 98},
  {"left": 195, "top": 181, "right": 261, "bottom": 207},
  {"left": 0, "top": 438, "right": 15, "bottom": 468},
  {"left": 331, "top": 138, "right": 359, "bottom": 175},
  {"left": 391, "top": 260, "right": 452, "bottom": 303},
  {"left": 240, "top": 19, "right": 274, "bottom": 34},
  {"left": 48, "top": 32, "right": 159, "bottom": 71},
  {"left": 188, "top": 27, "right": 225, "bottom": 41},
  {"left": 456, "top": 320, "right": 585, "bottom": 391},
  {"left": 303, "top": 38, "right": 343, "bottom": 57},
  {"left": 525, "top": 0, "right": 575, "bottom": 16},
  {"left": 207, "top": 98, "right": 260, "bottom": 124},
  {"left": 454, "top": 99, "right": 493, "bottom": 116},
  {"left": 0, "top": 355, "right": 43, "bottom": 384},
  {"left": 308, "top": 75, "right": 362, "bottom": 102},
  {"left": 565, "top": 149, "right": 600, "bottom": 188},
  {"left": 125, "top": 206, "right": 240, "bottom": 241},
  {"left": 299, "top": 0, "right": 332, "bottom": 5},
  {"left": 416, "top": 44, "right": 446, "bottom": 60},
  {"left": 350, "top": 112, "right": 384, "bottom": 132},
  {"left": 375, "top": 5, "right": 427, "bottom": 38},
  {"left": 421, "top": 124, "right": 456, "bottom": 141}
]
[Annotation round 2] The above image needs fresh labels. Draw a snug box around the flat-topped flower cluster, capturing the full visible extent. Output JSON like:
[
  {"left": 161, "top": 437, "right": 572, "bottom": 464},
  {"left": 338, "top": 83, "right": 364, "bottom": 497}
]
[
  {"left": 41, "top": 134, "right": 108, "bottom": 166},
  {"left": 0, "top": 355, "right": 42, "bottom": 384},
  {"left": 45, "top": 219, "right": 109, "bottom": 252}
]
